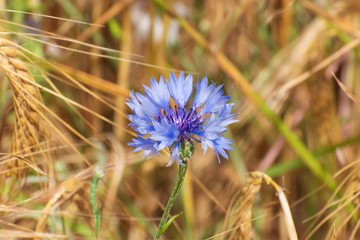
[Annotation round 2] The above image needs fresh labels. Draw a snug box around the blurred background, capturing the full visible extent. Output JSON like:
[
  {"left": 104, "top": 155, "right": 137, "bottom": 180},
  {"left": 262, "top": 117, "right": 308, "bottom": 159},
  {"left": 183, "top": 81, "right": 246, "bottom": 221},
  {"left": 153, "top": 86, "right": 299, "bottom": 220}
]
[{"left": 1, "top": 0, "right": 360, "bottom": 239}]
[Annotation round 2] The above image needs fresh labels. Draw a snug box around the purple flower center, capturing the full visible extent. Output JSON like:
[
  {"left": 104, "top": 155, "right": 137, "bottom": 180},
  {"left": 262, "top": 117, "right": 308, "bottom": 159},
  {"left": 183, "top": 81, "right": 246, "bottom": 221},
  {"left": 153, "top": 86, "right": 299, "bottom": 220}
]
[{"left": 158, "top": 105, "right": 204, "bottom": 142}]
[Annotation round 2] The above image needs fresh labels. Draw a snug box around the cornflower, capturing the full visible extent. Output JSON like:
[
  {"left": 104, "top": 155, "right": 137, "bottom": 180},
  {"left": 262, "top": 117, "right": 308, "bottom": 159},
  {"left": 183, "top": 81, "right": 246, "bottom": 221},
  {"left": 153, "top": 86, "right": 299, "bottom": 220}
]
[{"left": 127, "top": 72, "right": 237, "bottom": 165}]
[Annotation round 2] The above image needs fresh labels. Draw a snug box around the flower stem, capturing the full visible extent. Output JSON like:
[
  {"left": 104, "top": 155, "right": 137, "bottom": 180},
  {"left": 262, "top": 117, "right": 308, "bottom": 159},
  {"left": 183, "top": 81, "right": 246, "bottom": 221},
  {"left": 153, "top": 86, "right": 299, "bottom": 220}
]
[{"left": 154, "top": 162, "right": 188, "bottom": 240}]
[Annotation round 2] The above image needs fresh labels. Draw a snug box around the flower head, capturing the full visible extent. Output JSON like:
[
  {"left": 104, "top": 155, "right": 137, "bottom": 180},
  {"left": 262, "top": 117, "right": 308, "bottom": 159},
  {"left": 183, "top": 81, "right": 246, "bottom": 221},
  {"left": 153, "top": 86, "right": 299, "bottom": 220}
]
[{"left": 127, "top": 72, "right": 237, "bottom": 166}]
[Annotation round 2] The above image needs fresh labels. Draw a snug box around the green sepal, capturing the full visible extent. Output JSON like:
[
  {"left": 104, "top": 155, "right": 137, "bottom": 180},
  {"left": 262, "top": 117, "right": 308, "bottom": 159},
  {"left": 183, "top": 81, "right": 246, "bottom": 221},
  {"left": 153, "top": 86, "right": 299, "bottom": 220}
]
[{"left": 180, "top": 141, "right": 195, "bottom": 162}]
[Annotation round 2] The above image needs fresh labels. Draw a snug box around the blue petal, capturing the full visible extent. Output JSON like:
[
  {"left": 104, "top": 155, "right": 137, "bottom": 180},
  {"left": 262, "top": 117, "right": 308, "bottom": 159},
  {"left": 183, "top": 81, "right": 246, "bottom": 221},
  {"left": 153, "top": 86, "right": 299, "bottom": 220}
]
[
  {"left": 201, "top": 109, "right": 235, "bottom": 162},
  {"left": 200, "top": 104, "right": 237, "bottom": 139},
  {"left": 126, "top": 91, "right": 151, "bottom": 121},
  {"left": 204, "top": 104, "right": 238, "bottom": 131},
  {"left": 167, "top": 72, "right": 193, "bottom": 107},
  {"left": 201, "top": 135, "right": 233, "bottom": 162},
  {"left": 126, "top": 91, "right": 161, "bottom": 119},
  {"left": 150, "top": 119, "right": 179, "bottom": 150},
  {"left": 128, "top": 114, "right": 153, "bottom": 135},
  {"left": 128, "top": 137, "right": 159, "bottom": 159},
  {"left": 204, "top": 114, "right": 227, "bottom": 135},
  {"left": 136, "top": 92, "right": 161, "bottom": 118},
  {"left": 193, "top": 76, "right": 214, "bottom": 108},
  {"left": 217, "top": 104, "right": 238, "bottom": 127},
  {"left": 201, "top": 84, "right": 230, "bottom": 115},
  {"left": 144, "top": 76, "right": 170, "bottom": 111},
  {"left": 212, "top": 137, "right": 233, "bottom": 161}
]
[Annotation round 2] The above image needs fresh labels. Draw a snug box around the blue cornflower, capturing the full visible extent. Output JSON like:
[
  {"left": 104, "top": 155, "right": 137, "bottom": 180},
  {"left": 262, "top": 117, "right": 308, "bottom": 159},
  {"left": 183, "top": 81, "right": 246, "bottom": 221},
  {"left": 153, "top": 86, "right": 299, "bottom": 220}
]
[{"left": 127, "top": 72, "right": 237, "bottom": 166}]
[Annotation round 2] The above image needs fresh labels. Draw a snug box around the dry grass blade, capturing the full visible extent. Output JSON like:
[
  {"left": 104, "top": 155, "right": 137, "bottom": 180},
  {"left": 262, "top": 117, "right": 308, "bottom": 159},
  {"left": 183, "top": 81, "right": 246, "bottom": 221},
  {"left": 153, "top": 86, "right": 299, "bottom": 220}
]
[
  {"left": 0, "top": 37, "right": 52, "bottom": 185},
  {"left": 333, "top": 73, "right": 360, "bottom": 105},
  {"left": 262, "top": 174, "right": 298, "bottom": 240},
  {"left": 0, "top": 20, "right": 141, "bottom": 58},
  {"left": 12, "top": 154, "right": 48, "bottom": 177},
  {"left": 0, "top": 8, "right": 103, "bottom": 26},
  {"left": 52, "top": 63, "right": 129, "bottom": 96}
]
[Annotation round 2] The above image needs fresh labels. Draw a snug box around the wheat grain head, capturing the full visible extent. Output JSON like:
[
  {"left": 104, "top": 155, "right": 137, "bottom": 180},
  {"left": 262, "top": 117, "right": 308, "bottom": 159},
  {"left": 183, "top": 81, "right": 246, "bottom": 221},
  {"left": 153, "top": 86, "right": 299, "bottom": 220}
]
[{"left": 0, "top": 37, "right": 52, "bottom": 190}]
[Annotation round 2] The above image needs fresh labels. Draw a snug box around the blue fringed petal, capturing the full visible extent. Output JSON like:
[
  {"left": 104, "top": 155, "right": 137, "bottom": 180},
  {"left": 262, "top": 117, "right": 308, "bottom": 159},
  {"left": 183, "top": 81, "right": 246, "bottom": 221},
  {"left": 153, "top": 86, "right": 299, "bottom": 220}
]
[
  {"left": 128, "top": 137, "right": 158, "bottom": 159},
  {"left": 193, "top": 77, "right": 214, "bottom": 108},
  {"left": 144, "top": 76, "right": 171, "bottom": 111},
  {"left": 201, "top": 84, "right": 230, "bottom": 115},
  {"left": 167, "top": 72, "right": 193, "bottom": 107}
]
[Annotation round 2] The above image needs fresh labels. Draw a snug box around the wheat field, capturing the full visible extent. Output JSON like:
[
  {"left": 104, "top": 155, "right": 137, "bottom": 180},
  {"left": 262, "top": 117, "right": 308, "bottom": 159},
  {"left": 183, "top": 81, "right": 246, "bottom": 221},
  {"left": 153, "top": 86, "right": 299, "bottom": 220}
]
[{"left": 0, "top": 0, "right": 360, "bottom": 239}]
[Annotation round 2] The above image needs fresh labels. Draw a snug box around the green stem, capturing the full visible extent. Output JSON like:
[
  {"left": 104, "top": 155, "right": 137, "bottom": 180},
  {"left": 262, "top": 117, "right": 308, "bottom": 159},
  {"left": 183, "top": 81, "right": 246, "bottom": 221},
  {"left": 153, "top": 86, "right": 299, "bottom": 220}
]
[{"left": 154, "top": 162, "right": 188, "bottom": 240}]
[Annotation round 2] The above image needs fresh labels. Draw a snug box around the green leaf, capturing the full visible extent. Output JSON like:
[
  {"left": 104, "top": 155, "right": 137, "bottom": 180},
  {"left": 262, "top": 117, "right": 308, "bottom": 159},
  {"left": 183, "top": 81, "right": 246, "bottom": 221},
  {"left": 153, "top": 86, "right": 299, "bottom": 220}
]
[{"left": 159, "top": 212, "right": 183, "bottom": 236}]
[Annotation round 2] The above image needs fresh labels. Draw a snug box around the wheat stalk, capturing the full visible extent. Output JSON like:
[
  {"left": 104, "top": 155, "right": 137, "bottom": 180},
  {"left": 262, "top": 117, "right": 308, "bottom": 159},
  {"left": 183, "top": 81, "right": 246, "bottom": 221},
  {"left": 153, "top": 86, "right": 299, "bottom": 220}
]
[{"left": 0, "top": 37, "right": 52, "bottom": 187}]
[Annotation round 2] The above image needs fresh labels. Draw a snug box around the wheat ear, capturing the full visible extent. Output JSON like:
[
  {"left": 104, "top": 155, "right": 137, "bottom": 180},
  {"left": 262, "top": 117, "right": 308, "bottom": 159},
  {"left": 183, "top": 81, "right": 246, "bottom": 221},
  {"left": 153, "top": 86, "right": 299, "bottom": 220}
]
[{"left": 0, "top": 37, "right": 51, "bottom": 186}]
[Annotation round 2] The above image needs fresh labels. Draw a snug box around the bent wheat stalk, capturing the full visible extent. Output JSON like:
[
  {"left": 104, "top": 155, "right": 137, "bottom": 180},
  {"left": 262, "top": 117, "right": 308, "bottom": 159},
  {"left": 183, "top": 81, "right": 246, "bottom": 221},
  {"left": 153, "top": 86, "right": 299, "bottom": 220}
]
[{"left": 217, "top": 171, "right": 297, "bottom": 240}]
